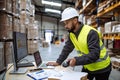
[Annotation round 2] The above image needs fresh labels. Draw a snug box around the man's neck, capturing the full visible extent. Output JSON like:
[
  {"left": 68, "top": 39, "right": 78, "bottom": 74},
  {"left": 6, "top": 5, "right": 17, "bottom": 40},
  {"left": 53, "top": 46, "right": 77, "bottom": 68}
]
[{"left": 74, "top": 22, "right": 81, "bottom": 32}]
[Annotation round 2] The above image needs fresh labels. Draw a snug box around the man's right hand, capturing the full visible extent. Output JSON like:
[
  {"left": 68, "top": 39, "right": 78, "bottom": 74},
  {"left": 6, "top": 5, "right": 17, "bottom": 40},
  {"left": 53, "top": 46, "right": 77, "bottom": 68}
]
[{"left": 46, "top": 62, "right": 60, "bottom": 66}]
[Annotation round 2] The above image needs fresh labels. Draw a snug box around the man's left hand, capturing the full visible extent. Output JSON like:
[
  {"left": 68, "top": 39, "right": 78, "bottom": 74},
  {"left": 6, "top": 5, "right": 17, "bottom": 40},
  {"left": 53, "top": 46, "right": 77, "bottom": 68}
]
[{"left": 67, "top": 58, "right": 76, "bottom": 67}]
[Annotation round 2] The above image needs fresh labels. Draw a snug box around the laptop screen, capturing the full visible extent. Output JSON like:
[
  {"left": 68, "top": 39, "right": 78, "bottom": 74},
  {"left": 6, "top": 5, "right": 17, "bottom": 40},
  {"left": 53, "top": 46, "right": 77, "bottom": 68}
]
[{"left": 33, "top": 51, "right": 42, "bottom": 67}]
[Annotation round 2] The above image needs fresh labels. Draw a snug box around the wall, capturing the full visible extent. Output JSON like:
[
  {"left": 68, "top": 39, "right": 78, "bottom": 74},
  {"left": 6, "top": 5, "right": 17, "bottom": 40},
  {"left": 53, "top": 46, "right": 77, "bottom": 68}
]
[{"left": 35, "top": 14, "right": 68, "bottom": 40}]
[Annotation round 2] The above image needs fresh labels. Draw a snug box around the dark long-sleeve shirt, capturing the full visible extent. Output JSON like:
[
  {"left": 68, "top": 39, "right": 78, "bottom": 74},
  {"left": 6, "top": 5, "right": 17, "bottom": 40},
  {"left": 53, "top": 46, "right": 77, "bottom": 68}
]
[{"left": 56, "top": 24, "right": 111, "bottom": 73}]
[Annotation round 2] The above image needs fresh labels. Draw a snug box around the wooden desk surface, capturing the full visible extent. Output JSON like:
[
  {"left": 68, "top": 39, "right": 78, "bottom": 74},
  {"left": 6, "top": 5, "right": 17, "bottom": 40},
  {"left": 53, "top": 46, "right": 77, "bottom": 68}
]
[{"left": 5, "top": 64, "right": 88, "bottom": 80}]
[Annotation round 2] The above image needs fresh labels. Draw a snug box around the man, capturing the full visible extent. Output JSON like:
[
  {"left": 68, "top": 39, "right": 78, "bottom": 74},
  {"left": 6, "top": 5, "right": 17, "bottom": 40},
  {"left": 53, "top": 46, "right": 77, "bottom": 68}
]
[{"left": 47, "top": 7, "right": 111, "bottom": 80}]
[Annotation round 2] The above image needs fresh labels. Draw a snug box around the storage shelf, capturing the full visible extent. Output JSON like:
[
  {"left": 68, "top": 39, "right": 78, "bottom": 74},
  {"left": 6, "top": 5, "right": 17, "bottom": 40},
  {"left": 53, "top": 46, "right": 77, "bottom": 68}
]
[
  {"left": 75, "top": 0, "right": 82, "bottom": 9},
  {"left": 75, "top": 0, "right": 120, "bottom": 40},
  {"left": 0, "top": 9, "right": 20, "bottom": 19},
  {"left": 79, "top": 0, "right": 95, "bottom": 14},
  {"left": 103, "top": 32, "right": 120, "bottom": 40},
  {"left": 97, "top": 1, "right": 120, "bottom": 17},
  {"left": 0, "top": 39, "right": 13, "bottom": 42}
]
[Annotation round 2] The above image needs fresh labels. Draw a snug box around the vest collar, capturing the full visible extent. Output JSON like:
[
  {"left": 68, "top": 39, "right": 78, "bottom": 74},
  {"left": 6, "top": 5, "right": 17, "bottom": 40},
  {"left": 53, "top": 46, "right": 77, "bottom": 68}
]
[{"left": 70, "top": 23, "right": 84, "bottom": 37}]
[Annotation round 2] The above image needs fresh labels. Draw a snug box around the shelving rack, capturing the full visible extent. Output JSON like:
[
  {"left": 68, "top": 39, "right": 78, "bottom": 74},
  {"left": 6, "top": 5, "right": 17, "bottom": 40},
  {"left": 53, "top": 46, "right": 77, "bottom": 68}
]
[{"left": 75, "top": 0, "right": 120, "bottom": 40}]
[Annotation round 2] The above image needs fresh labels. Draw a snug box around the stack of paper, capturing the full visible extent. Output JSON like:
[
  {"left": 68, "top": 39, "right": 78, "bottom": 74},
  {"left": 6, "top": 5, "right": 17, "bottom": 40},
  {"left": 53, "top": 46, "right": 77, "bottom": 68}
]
[
  {"left": 27, "top": 70, "right": 48, "bottom": 80},
  {"left": 27, "top": 69, "right": 88, "bottom": 80}
]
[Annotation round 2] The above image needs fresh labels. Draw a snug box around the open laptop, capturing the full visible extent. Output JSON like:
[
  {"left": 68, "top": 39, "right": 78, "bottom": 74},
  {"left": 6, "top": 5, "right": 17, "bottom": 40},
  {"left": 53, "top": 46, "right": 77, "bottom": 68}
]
[{"left": 33, "top": 51, "right": 55, "bottom": 69}]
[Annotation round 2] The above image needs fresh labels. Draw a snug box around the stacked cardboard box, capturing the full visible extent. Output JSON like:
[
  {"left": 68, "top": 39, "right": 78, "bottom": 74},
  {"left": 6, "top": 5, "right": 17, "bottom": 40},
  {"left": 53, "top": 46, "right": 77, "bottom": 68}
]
[
  {"left": 0, "top": 0, "right": 36, "bottom": 65},
  {"left": 104, "top": 21, "right": 120, "bottom": 33},
  {"left": 27, "top": 40, "right": 39, "bottom": 54},
  {"left": 98, "top": 0, "right": 115, "bottom": 13},
  {"left": 0, "top": 42, "right": 6, "bottom": 72},
  {"left": 19, "top": 0, "right": 26, "bottom": 10},
  {"left": 4, "top": 42, "right": 13, "bottom": 64},
  {"left": 14, "top": 18, "right": 20, "bottom": 32},
  {"left": 0, "top": 13, "right": 13, "bottom": 39},
  {"left": 42, "top": 41, "right": 49, "bottom": 47},
  {"left": 19, "top": 0, "right": 38, "bottom": 54},
  {"left": 27, "top": 28, "right": 39, "bottom": 39},
  {"left": 27, "top": 21, "right": 39, "bottom": 54},
  {"left": 0, "top": 0, "right": 15, "bottom": 65},
  {"left": 0, "top": 0, "right": 6, "bottom": 10}
]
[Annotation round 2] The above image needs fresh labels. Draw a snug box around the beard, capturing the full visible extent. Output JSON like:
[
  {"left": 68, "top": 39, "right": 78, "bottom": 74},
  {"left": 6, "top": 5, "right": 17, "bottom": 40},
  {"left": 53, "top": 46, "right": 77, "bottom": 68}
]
[{"left": 67, "top": 23, "right": 75, "bottom": 33}]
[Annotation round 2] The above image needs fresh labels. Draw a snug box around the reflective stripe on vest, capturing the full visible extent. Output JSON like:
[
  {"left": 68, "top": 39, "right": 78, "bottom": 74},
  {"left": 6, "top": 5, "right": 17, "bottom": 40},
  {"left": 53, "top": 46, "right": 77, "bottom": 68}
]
[
  {"left": 77, "top": 44, "right": 108, "bottom": 62},
  {"left": 70, "top": 25, "right": 110, "bottom": 71}
]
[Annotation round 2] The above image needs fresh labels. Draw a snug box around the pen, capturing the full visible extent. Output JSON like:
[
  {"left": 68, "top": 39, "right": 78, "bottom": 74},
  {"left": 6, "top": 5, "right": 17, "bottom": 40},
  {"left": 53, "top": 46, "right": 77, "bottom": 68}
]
[
  {"left": 36, "top": 70, "right": 44, "bottom": 74},
  {"left": 29, "top": 68, "right": 43, "bottom": 72}
]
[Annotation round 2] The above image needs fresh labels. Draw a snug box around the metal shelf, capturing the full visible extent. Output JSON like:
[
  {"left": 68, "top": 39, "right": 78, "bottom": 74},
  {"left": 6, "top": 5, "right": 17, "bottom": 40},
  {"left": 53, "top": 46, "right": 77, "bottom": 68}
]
[
  {"left": 79, "top": 0, "right": 95, "bottom": 14},
  {"left": 97, "top": 1, "right": 120, "bottom": 17},
  {"left": 103, "top": 32, "right": 120, "bottom": 40},
  {"left": 0, "top": 9, "right": 20, "bottom": 19}
]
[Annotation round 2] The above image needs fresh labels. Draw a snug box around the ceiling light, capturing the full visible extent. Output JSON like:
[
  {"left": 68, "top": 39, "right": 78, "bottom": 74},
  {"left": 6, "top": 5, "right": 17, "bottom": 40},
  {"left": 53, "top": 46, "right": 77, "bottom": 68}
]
[
  {"left": 42, "top": 0, "right": 61, "bottom": 7},
  {"left": 45, "top": 8, "right": 61, "bottom": 14}
]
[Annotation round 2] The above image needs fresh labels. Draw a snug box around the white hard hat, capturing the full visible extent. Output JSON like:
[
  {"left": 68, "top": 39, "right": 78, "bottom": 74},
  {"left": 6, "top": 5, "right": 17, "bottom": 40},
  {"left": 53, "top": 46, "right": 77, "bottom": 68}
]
[{"left": 60, "top": 7, "right": 79, "bottom": 22}]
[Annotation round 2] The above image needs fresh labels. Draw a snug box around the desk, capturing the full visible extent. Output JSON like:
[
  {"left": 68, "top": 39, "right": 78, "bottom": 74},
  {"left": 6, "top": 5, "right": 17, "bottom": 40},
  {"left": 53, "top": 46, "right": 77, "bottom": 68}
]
[{"left": 5, "top": 64, "right": 88, "bottom": 80}]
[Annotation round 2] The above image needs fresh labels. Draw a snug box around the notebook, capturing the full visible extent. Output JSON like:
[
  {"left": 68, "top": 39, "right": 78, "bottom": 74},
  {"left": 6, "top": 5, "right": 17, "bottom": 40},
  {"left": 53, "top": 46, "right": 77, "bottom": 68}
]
[{"left": 33, "top": 51, "right": 55, "bottom": 69}]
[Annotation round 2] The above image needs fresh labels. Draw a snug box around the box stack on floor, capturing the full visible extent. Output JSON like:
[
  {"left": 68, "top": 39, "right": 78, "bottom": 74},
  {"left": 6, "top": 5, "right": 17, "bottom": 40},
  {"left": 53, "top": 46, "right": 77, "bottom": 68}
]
[
  {"left": 27, "top": 21, "right": 39, "bottom": 54},
  {"left": 0, "top": 0, "right": 38, "bottom": 72},
  {"left": 0, "top": 0, "right": 15, "bottom": 69},
  {"left": 0, "top": 42, "right": 5, "bottom": 72},
  {"left": 19, "top": 0, "right": 39, "bottom": 54}
]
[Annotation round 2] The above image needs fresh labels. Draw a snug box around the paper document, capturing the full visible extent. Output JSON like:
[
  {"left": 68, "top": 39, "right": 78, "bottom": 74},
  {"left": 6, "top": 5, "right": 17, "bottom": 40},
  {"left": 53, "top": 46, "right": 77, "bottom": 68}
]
[
  {"left": 27, "top": 70, "right": 48, "bottom": 80},
  {"left": 27, "top": 69, "right": 88, "bottom": 80}
]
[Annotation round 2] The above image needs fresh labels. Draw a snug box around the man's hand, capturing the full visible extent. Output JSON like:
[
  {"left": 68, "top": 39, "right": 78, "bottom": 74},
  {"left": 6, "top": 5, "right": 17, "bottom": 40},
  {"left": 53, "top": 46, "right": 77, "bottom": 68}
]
[
  {"left": 46, "top": 62, "right": 60, "bottom": 66},
  {"left": 67, "top": 58, "right": 76, "bottom": 67}
]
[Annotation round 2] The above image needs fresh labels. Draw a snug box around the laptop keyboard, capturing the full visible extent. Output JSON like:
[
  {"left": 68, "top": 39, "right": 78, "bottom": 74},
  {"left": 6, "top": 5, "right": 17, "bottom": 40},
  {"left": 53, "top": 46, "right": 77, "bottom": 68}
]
[
  {"left": 40, "top": 63, "right": 55, "bottom": 69},
  {"left": 40, "top": 63, "right": 47, "bottom": 67}
]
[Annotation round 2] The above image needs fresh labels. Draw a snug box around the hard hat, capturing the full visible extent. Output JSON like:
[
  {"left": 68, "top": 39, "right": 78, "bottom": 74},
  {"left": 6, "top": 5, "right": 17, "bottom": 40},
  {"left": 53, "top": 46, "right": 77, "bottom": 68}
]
[{"left": 60, "top": 7, "right": 79, "bottom": 22}]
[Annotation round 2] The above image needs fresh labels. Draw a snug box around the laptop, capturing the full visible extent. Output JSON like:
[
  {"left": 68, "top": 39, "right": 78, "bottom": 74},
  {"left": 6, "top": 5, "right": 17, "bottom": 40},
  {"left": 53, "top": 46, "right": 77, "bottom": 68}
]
[{"left": 33, "top": 51, "right": 55, "bottom": 69}]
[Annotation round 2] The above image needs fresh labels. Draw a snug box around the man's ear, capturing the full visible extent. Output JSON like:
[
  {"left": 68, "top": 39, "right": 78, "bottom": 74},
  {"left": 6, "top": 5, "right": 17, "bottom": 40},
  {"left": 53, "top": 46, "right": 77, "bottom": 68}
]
[{"left": 73, "top": 18, "right": 78, "bottom": 24}]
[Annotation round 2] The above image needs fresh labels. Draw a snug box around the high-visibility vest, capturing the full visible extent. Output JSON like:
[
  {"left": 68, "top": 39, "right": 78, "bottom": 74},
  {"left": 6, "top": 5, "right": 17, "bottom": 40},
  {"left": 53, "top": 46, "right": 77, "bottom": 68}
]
[{"left": 70, "top": 25, "right": 110, "bottom": 71}]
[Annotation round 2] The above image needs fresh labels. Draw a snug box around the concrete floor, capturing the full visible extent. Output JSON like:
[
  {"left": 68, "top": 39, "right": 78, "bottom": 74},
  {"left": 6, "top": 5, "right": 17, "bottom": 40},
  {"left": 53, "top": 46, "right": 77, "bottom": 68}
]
[{"left": 0, "top": 43, "right": 120, "bottom": 80}]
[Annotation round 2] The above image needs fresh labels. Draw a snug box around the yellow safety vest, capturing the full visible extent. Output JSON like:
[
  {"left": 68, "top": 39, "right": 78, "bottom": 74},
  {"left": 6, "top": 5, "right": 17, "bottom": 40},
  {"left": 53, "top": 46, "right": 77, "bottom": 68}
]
[{"left": 70, "top": 25, "right": 110, "bottom": 71}]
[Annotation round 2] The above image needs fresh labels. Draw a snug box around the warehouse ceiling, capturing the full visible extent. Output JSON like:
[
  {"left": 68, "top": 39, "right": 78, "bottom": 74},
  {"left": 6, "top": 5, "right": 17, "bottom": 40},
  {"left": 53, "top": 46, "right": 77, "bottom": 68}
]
[{"left": 31, "top": 0, "right": 76, "bottom": 19}]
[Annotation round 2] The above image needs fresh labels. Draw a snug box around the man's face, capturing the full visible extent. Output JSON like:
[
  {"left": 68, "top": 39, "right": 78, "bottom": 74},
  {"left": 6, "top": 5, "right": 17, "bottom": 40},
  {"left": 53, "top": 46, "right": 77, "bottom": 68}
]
[{"left": 63, "top": 19, "right": 75, "bottom": 32}]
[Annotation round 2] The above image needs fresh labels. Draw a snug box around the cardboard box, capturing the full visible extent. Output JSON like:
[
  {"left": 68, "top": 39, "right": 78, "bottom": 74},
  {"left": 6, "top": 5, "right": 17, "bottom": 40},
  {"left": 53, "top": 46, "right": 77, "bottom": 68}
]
[
  {"left": 19, "top": 0, "right": 26, "bottom": 10},
  {"left": 0, "top": 0, "right": 6, "bottom": 10},
  {"left": 27, "top": 28, "right": 39, "bottom": 39},
  {"left": 104, "top": 21, "right": 120, "bottom": 33},
  {"left": 27, "top": 40, "right": 38, "bottom": 54},
  {"left": 4, "top": 42, "right": 13, "bottom": 65},
  {"left": 42, "top": 41, "right": 49, "bottom": 47},
  {"left": 0, "top": 42, "right": 6, "bottom": 72},
  {"left": 112, "top": 24, "right": 120, "bottom": 32},
  {"left": 0, "top": 13, "right": 13, "bottom": 39}
]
